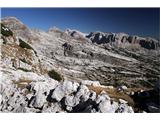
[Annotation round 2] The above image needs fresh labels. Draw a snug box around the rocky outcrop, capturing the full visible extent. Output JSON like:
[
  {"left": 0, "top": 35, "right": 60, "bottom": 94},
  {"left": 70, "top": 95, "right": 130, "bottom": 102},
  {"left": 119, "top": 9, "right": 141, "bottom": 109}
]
[
  {"left": 62, "top": 42, "right": 73, "bottom": 56},
  {"left": 86, "top": 31, "right": 159, "bottom": 50},
  {"left": 65, "top": 29, "right": 91, "bottom": 43},
  {"left": 0, "top": 76, "right": 134, "bottom": 113},
  {"left": 1, "top": 17, "right": 32, "bottom": 42},
  {"left": 86, "top": 32, "right": 114, "bottom": 44}
]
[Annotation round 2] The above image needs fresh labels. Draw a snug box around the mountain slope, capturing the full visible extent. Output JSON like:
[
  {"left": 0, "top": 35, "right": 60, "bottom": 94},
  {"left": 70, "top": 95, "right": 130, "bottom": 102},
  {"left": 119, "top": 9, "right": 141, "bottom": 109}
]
[{"left": 0, "top": 17, "right": 160, "bottom": 113}]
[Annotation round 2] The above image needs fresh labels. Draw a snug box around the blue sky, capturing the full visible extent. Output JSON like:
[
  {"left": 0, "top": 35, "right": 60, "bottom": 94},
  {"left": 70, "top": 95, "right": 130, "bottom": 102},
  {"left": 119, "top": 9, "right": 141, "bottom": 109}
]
[{"left": 1, "top": 8, "right": 160, "bottom": 39}]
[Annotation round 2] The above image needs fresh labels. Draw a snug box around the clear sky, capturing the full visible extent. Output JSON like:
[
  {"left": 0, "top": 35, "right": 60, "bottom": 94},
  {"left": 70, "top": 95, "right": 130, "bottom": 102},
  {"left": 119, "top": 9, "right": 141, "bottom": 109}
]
[{"left": 1, "top": 8, "right": 160, "bottom": 39}]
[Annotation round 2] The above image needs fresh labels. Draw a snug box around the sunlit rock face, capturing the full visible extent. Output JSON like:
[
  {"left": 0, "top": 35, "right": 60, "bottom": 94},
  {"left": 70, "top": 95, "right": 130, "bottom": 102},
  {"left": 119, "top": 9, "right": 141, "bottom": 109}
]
[
  {"left": 86, "top": 31, "right": 159, "bottom": 50},
  {"left": 1, "top": 17, "right": 32, "bottom": 42},
  {"left": 0, "top": 17, "right": 160, "bottom": 113}
]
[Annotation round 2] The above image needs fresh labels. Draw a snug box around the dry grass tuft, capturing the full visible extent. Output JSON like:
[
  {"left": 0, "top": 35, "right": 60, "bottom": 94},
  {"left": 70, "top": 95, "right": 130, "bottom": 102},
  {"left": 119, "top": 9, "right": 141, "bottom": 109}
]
[
  {"left": 87, "top": 85, "right": 135, "bottom": 106},
  {"left": 12, "top": 78, "right": 32, "bottom": 90}
]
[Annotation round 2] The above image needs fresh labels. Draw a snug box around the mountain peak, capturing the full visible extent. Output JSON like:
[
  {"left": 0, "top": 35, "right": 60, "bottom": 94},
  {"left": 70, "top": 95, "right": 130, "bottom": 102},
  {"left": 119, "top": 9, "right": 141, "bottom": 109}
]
[{"left": 1, "top": 17, "right": 26, "bottom": 28}]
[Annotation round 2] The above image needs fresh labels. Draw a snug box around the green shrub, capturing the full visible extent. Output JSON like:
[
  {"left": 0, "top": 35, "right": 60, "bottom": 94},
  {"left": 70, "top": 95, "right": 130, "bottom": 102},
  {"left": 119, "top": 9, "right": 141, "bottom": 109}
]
[
  {"left": 19, "top": 38, "right": 33, "bottom": 50},
  {"left": 1, "top": 36, "right": 7, "bottom": 44},
  {"left": 19, "top": 38, "right": 38, "bottom": 55},
  {"left": 18, "top": 67, "right": 31, "bottom": 72},
  {"left": 1, "top": 23, "right": 13, "bottom": 37},
  {"left": 48, "top": 69, "right": 63, "bottom": 81},
  {"left": 3, "top": 39, "right": 7, "bottom": 44}
]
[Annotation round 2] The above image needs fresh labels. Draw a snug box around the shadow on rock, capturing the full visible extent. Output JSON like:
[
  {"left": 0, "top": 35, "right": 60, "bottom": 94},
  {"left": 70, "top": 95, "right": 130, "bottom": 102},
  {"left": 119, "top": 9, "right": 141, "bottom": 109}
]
[
  {"left": 131, "top": 88, "right": 160, "bottom": 113},
  {"left": 70, "top": 98, "right": 99, "bottom": 113}
]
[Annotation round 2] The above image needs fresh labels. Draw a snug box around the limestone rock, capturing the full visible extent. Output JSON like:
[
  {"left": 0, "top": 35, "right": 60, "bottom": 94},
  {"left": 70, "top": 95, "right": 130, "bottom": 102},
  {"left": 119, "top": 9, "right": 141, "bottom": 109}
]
[
  {"left": 65, "top": 95, "right": 77, "bottom": 107},
  {"left": 98, "top": 100, "right": 113, "bottom": 113},
  {"left": 119, "top": 99, "right": 128, "bottom": 104},
  {"left": 51, "top": 80, "right": 79, "bottom": 102},
  {"left": 81, "top": 80, "right": 100, "bottom": 87},
  {"left": 96, "top": 91, "right": 111, "bottom": 104},
  {"left": 116, "top": 103, "right": 134, "bottom": 113}
]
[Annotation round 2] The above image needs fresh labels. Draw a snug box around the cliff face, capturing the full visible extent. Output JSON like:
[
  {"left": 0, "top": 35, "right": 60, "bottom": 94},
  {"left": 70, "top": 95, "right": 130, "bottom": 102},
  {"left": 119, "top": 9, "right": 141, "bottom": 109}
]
[
  {"left": 85, "top": 31, "right": 159, "bottom": 50},
  {"left": 0, "top": 17, "right": 160, "bottom": 113}
]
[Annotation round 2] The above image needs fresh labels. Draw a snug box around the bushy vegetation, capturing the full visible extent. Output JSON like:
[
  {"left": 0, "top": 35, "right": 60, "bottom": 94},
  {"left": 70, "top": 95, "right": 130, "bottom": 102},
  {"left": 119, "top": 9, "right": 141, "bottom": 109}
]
[
  {"left": 48, "top": 69, "right": 63, "bottom": 81},
  {"left": 1, "top": 36, "right": 7, "bottom": 44},
  {"left": 1, "top": 23, "right": 13, "bottom": 37},
  {"left": 18, "top": 67, "right": 31, "bottom": 72},
  {"left": 19, "top": 38, "right": 33, "bottom": 50},
  {"left": 19, "top": 38, "right": 38, "bottom": 56},
  {"left": 87, "top": 85, "right": 135, "bottom": 106}
]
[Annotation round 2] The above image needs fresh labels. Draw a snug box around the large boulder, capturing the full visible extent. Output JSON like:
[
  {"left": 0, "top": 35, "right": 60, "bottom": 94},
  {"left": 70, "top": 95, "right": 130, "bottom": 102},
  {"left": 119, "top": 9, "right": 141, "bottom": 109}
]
[
  {"left": 65, "top": 95, "right": 77, "bottom": 107},
  {"left": 75, "top": 84, "right": 90, "bottom": 102},
  {"left": 96, "top": 91, "right": 111, "bottom": 103},
  {"left": 51, "top": 80, "right": 79, "bottom": 102},
  {"left": 98, "top": 100, "right": 113, "bottom": 113},
  {"left": 27, "top": 80, "right": 58, "bottom": 108}
]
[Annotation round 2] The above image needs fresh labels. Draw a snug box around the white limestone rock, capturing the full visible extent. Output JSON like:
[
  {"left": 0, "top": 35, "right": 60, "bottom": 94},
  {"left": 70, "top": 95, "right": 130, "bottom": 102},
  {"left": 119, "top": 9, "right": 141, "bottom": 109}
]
[
  {"left": 75, "top": 84, "right": 90, "bottom": 102},
  {"left": 81, "top": 80, "right": 100, "bottom": 87},
  {"left": 18, "top": 60, "right": 32, "bottom": 71},
  {"left": 89, "top": 91, "right": 97, "bottom": 101},
  {"left": 117, "top": 85, "right": 128, "bottom": 91},
  {"left": 0, "top": 94, "right": 2, "bottom": 104},
  {"left": 26, "top": 93, "right": 33, "bottom": 100},
  {"left": 51, "top": 80, "right": 79, "bottom": 102},
  {"left": 96, "top": 91, "right": 110, "bottom": 104},
  {"left": 100, "top": 85, "right": 114, "bottom": 89},
  {"left": 51, "top": 86, "right": 65, "bottom": 102},
  {"left": 119, "top": 99, "right": 128, "bottom": 104},
  {"left": 66, "top": 106, "right": 72, "bottom": 111},
  {"left": 13, "top": 104, "right": 26, "bottom": 113},
  {"left": 99, "top": 100, "right": 114, "bottom": 113},
  {"left": 111, "top": 101, "right": 119, "bottom": 112},
  {"left": 42, "top": 103, "right": 62, "bottom": 113},
  {"left": 29, "top": 80, "right": 58, "bottom": 108},
  {"left": 117, "top": 103, "right": 134, "bottom": 113},
  {"left": 65, "top": 95, "right": 77, "bottom": 107}
]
